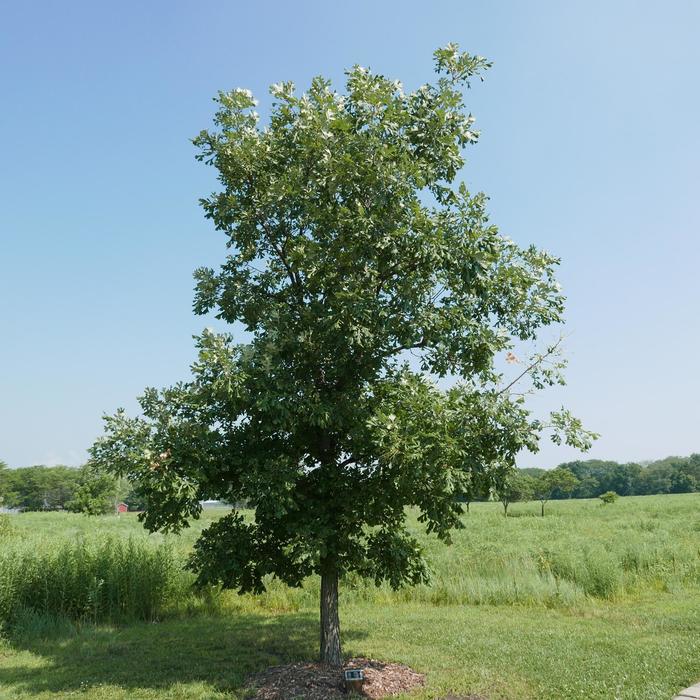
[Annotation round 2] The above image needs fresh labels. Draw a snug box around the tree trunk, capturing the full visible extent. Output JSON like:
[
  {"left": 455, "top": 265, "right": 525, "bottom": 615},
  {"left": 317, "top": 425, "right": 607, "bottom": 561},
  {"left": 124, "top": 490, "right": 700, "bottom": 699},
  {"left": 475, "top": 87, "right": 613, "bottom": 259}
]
[
  {"left": 320, "top": 566, "right": 342, "bottom": 666},
  {"left": 541, "top": 501, "right": 545, "bottom": 517}
]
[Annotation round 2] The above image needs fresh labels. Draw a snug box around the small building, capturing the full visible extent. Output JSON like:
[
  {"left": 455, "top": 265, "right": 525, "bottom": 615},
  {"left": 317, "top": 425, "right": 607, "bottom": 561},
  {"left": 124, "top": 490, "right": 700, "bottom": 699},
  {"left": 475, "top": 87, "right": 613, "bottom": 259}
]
[{"left": 116, "top": 502, "right": 128, "bottom": 514}]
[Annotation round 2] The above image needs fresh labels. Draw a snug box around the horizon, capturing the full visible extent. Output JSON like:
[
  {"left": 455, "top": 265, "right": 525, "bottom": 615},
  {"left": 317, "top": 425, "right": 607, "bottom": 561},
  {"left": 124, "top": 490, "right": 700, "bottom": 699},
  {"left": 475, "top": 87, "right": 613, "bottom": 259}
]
[
  {"left": 3, "top": 451, "right": 698, "bottom": 471},
  {"left": 2, "top": 1, "right": 699, "bottom": 469}
]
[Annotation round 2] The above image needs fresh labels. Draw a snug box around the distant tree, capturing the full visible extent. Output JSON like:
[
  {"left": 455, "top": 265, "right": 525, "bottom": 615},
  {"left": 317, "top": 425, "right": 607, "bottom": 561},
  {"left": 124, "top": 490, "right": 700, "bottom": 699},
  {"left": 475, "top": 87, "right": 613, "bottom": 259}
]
[
  {"left": 121, "top": 481, "right": 149, "bottom": 511},
  {"left": 0, "top": 460, "right": 7, "bottom": 507},
  {"left": 562, "top": 460, "right": 640, "bottom": 498},
  {"left": 560, "top": 460, "right": 603, "bottom": 497},
  {"left": 574, "top": 474, "right": 600, "bottom": 499},
  {"left": 604, "top": 463, "right": 641, "bottom": 496},
  {"left": 669, "top": 455, "right": 700, "bottom": 493},
  {"left": 90, "top": 45, "right": 595, "bottom": 666},
  {"left": 497, "top": 472, "right": 536, "bottom": 516},
  {"left": 636, "top": 463, "right": 673, "bottom": 495},
  {"left": 633, "top": 454, "right": 699, "bottom": 496},
  {"left": 66, "top": 466, "right": 118, "bottom": 516},
  {"left": 5, "top": 465, "right": 81, "bottom": 511},
  {"left": 669, "top": 470, "right": 696, "bottom": 493},
  {"left": 534, "top": 468, "right": 579, "bottom": 516},
  {"left": 519, "top": 467, "right": 547, "bottom": 480},
  {"left": 599, "top": 490, "right": 619, "bottom": 504},
  {"left": 458, "top": 471, "right": 491, "bottom": 513}
]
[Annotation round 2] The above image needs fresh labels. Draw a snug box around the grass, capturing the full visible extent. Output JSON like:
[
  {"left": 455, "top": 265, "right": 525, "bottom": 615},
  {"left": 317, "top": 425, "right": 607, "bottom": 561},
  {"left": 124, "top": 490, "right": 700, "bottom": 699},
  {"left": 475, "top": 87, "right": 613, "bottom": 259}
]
[
  {"left": 0, "top": 494, "right": 699, "bottom": 699},
  {"left": 0, "top": 535, "right": 189, "bottom": 624}
]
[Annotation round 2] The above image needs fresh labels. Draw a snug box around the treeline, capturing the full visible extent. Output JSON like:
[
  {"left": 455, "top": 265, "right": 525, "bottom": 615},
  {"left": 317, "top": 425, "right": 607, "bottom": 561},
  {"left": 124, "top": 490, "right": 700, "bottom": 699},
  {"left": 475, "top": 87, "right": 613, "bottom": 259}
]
[
  {"left": 1, "top": 454, "right": 698, "bottom": 514},
  {"left": 0, "top": 461, "right": 145, "bottom": 513},
  {"left": 521, "top": 454, "right": 700, "bottom": 498}
]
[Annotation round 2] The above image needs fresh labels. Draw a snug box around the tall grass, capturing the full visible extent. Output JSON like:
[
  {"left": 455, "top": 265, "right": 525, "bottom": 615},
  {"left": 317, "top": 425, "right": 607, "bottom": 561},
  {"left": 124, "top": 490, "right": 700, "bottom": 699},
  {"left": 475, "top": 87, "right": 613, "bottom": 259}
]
[
  {"left": 0, "top": 514, "right": 12, "bottom": 538},
  {"left": 2, "top": 494, "right": 699, "bottom": 626},
  {"left": 221, "top": 494, "right": 700, "bottom": 613},
  {"left": 0, "top": 532, "right": 190, "bottom": 625}
]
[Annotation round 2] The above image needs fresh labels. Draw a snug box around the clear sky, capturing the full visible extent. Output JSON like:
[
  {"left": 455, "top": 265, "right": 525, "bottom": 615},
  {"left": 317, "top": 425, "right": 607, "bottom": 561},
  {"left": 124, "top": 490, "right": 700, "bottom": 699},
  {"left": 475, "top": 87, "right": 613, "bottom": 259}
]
[{"left": 1, "top": 1, "right": 698, "bottom": 469}]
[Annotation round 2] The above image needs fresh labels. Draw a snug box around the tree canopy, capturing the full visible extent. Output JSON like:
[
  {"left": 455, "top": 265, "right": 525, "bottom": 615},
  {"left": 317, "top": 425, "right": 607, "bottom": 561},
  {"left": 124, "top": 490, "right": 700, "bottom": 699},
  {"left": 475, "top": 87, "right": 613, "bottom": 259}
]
[
  {"left": 533, "top": 468, "right": 578, "bottom": 516},
  {"left": 90, "top": 44, "right": 595, "bottom": 665},
  {"left": 66, "top": 466, "right": 119, "bottom": 516},
  {"left": 0, "top": 465, "right": 82, "bottom": 511},
  {"left": 496, "top": 472, "right": 536, "bottom": 516}
]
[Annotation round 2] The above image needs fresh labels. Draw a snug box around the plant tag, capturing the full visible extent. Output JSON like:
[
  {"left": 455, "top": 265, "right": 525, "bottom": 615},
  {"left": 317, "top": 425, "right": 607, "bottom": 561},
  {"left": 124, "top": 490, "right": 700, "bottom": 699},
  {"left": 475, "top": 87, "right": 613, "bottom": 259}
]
[{"left": 344, "top": 669, "right": 364, "bottom": 681}]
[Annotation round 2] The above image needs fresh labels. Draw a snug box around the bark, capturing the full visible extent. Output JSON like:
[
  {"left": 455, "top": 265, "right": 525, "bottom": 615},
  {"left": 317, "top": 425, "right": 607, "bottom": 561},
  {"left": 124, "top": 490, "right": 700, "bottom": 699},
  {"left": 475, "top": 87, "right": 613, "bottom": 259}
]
[
  {"left": 319, "top": 565, "right": 342, "bottom": 666},
  {"left": 541, "top": 500, "right": 546, "bottom": 517}
]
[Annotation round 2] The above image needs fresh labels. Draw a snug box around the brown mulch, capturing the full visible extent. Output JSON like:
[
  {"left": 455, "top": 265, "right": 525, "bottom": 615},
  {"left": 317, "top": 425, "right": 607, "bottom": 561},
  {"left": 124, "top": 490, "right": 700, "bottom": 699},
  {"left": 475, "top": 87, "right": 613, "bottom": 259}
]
[{"left": 246, "top": 657, "right": 425, "bottom": 699}]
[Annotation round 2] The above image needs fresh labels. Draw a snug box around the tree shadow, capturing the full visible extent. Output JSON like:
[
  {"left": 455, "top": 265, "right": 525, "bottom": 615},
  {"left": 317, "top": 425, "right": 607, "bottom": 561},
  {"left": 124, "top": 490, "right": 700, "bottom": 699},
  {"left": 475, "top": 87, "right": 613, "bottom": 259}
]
[{"left": 0, "top": 611, "right": 367, "bottom": 697}]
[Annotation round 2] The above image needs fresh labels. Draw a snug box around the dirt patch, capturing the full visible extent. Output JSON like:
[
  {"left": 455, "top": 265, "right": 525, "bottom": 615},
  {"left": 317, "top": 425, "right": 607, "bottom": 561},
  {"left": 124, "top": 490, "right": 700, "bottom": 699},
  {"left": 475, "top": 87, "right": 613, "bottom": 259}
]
[{"left": 246, "top": 657, "right": 425, "bottom": 699}]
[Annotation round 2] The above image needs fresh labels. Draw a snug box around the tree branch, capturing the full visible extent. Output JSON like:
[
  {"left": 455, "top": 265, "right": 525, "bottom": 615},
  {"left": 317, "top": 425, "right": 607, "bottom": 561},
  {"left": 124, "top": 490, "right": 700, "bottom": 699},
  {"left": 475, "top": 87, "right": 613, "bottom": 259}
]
[{"left": 497, "top": 337, "right": 563, "bottom": 396}]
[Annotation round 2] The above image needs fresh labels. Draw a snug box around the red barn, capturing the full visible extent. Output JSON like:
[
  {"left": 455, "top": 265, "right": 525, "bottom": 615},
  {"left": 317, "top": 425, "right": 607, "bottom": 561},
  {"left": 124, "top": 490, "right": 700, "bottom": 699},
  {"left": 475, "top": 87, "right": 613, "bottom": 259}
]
[{"left": 116, "top": 502, "right": 128, "bottom": 514}]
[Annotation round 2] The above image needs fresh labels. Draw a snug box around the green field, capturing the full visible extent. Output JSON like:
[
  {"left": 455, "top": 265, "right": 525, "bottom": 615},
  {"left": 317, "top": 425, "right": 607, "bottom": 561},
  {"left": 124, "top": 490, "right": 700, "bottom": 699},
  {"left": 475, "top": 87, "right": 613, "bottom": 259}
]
[{"left": 1, "top": 494, "right": 699, "bottom": 699}]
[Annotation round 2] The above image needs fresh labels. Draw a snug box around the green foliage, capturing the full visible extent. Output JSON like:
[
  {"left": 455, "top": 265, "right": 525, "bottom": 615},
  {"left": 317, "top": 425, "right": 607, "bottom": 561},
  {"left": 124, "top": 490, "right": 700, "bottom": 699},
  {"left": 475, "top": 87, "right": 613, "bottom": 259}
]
[
  {"left": 66, "top": 466, "right": 118, "bottom": 516},
  {"left": 523, "top": 454, "right": 700, "bottom": 499},
  {"left": 533, "top": 468, "right": 579, "bottom": 515},
  {"left": 495, "top": 472, "right": 536, "bottom": 516},
  {"left": 0, "top": 459, "right": 7, "bottom": 507},
  {"left": 520, "top": 467, "right": 547, "bottom": 479},
  {"left": 0, "top": 465, "right": 82, "bottom": 511},
  {"left": 599, "top": 491, "right": 619, "bottom": 505},
  {"left": 120, "top": 481, "right": 149, "bottom": 511},
  {"left": 0, "top": 465, "right": 146, "bottom": 515},
  {"left": 90, "top": 45, "right": 594, "bottom": 661}
]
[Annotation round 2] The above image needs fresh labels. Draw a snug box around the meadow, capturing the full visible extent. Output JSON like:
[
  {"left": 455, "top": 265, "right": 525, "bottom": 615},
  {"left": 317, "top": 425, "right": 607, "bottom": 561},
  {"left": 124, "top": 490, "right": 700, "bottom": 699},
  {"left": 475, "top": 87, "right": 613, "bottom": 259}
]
[{"left": 0, "top": 494, "right": 699, "bottom": 699}]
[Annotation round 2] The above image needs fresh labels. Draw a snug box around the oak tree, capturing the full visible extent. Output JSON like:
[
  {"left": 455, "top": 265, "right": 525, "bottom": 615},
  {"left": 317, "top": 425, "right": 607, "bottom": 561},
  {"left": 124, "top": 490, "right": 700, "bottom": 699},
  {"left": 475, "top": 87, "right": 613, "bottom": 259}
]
[{"left": 90, "top": 45, "right": 595, "bottom": 665}]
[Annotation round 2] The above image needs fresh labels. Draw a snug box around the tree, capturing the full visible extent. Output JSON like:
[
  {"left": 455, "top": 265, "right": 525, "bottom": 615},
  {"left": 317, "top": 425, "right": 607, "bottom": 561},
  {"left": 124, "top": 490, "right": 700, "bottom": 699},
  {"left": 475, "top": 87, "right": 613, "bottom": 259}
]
[
  {"left": 636, "top": 463, "right": 673, "bottom": 495},
  {"left": 120, "top": 481, "right": 149, "bottom": 511},
  {"left": 90, "top": 45, "right": 595, "bottom": 666},
  {"left": 0, "top": 460, "right": 7, "bottom": 507},
  {"left": 602, "top": 463, "right": 641, "bottom": 496},
  {"left": 458, "top": 471, "right": 491, "bottom": 513},
  {"left": 2, "top": 465, "right": 81, "bottom": 511},
  {"left": 496, "top": 472, "right": 536, "bottom": 516},
  {"left": 520, "top": 467, "right": 547, "bottom": 479},
  {"left": 66, "top": 466, "right": 118, "bottom": 516},
  {"left": 599, "top": 490, "right": 619, "bottom": 504},
  {"left": 533, "top": 468, "right": 578, "bottom": 516},
  {"left": 669, "top": 455, "right": 700, "bottom": 493}
]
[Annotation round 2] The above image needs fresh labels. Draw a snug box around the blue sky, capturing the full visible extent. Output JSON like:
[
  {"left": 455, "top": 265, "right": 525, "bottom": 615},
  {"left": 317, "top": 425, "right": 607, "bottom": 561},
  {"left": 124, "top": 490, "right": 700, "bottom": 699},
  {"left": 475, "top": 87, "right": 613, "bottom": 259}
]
[{"left": 1, "top": 1, "right": 698, "bottom": 468}]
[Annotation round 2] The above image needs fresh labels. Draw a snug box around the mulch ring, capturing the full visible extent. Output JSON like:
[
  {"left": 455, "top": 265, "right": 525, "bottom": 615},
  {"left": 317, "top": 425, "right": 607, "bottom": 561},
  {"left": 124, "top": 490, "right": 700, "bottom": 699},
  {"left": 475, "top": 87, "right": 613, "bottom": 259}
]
[{"left": 246, "top": 657, "right": 425, "bottom": 699}]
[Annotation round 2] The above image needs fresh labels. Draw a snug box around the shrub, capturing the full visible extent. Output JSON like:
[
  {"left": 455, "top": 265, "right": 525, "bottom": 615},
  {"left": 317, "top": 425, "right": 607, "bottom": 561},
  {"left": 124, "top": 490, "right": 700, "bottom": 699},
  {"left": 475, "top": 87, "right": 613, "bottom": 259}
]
[{"left": 599, "top": 491, "right": 619, "bottom": 504}]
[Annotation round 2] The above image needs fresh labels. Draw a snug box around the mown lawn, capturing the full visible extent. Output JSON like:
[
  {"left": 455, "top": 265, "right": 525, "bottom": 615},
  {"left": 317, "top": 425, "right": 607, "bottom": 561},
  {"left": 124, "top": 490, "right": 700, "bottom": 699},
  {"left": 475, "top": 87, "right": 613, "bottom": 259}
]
[{"left": 1, "top": 494, "right": 699, "bottom": 699}]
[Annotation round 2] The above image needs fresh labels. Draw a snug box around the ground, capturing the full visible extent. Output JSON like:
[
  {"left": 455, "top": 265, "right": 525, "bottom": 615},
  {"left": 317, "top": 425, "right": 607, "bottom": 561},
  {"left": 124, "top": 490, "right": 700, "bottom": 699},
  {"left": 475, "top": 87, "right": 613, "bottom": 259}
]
[{"left": 1, "top": 495, "right": 699, "bottom": 699}]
